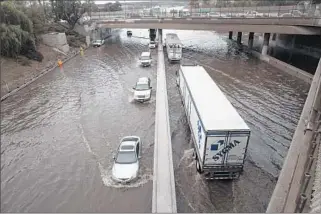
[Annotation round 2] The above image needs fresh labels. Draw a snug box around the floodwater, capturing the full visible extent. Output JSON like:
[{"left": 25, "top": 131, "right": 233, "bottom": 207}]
[
  {"left": 163, "top": 30, "right": 310, "bottom": 212},
  {"left": 1, "top": 28, "right": 311, "bottom": 213},
  {"left": 1, "top": 29, "right": 157, "bottom": 212}
]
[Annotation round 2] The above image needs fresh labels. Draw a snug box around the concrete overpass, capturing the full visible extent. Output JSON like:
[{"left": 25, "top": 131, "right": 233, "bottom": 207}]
[{"left": 95, "top": 18, "right": 321, "bottom": 35}]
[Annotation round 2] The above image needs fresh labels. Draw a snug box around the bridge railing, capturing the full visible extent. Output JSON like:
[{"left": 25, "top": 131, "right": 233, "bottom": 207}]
[{"left": 90, "top": 2, "right": 321, "bottom": 21}]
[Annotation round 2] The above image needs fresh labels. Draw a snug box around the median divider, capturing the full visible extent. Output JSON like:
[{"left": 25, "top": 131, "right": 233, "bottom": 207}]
[{"left": 152, "top": 30, "right": 177, "bottom": 213}]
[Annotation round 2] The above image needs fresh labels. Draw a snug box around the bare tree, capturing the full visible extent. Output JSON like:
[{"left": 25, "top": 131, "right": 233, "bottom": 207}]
[{"left": 50, "top": 0, "right": 88, "bottom": 29}]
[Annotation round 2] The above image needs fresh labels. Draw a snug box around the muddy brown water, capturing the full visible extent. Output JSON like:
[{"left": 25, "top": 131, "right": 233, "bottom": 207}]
[
  {"left": 1, "top": 30, "right": 156, "bottom": 212},
  {"left": 163, "top": 30, "right": 309, "bottom": 213},
  {"left": 1, "top": 29, "right": 309, "bottom": 212}
]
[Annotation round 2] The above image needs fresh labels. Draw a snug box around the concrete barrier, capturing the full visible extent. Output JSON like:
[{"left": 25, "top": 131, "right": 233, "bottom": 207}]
[
  {"left": 152, "top": 30, "right": 177, "bottom": 213},
  {"left": 251, "top": 50, "right": 313, "bottom": 83},
  {"left": 267, "top": 59, "right": 321, "bottom": 213}
]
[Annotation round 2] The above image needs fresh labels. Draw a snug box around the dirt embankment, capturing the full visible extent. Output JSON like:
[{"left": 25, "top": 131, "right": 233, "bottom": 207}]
[
  {"left": 0, "top": 44, "right": 78, "bottom": 98},
  {"left": 0, "top": 21, "right": 89, "bottom": 98}
]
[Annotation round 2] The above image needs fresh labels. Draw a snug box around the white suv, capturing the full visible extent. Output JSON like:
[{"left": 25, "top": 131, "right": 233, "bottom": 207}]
[
  {"left": 149, "top": 41, "right": 156, "bottom": 49},
  {"left": 133, "top": 77, "right": 152, "bottom": 102},
  {"left": 139, "top": 52, "right": 152, "bottom": 67}
]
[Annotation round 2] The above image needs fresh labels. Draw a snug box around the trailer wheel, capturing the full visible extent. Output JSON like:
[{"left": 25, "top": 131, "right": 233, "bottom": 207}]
[{"left": 196, "top": 159, "right": 203, "bottom": 174}]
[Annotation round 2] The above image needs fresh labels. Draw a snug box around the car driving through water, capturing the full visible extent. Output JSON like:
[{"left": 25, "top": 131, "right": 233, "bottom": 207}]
[
  {"left": 112, "top": 136, "right": 142, "bottom": 183},
  {"left": 133, "top": 77, "right": 152, "bottom": 102},
  {"left": 139, "top": 52, "right": 152, "bottom": 67},
  {"left": 149, "top": 41, "right": 157, "bottom": 49},
  {"left": 92, "top": 39, "right": 105, "bottom": 47}
]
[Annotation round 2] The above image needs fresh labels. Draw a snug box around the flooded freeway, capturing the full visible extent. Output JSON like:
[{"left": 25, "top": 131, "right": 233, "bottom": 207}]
[
  {"left": 163, "top": 30, "right": 310, "bottom": 212},
  {"left": 1, "top": 29, "right": 310, "bottom": 212},
  {"left": 1, "top": 30, "right": 157, "bottom": 212}
]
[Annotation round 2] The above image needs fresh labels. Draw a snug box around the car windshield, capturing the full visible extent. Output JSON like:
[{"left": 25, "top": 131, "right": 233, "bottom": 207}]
[
  {"left": 94, "top": 40, "right": 101, "bottom": 43},
  {"left": 115, "top": 151, "right": 137, "bottom": 164},
  {"left": 135, "top": 83, "right": 149, "bottom": 90},
  {"left": 150, "top": 41, "right": 155, "bottom": 44},
  {"left": 141, "top": 56, "right": 150, "bottom": 60}
]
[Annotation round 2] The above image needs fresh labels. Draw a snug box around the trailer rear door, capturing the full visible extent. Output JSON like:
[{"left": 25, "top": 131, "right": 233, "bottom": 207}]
[
  {"left": 225, "top": 133, "right": 249, "bottom": 165},
  {"left": 204, "top": 134, "right": 228, "bottom": 165},
  {"left": 204, "top": 133, "right": 249, "bottom": 165}
]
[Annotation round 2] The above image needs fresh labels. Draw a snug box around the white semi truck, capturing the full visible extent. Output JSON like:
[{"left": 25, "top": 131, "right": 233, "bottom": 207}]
[{"left": 176, "top": 64, "right": 251, "bottom": 179}]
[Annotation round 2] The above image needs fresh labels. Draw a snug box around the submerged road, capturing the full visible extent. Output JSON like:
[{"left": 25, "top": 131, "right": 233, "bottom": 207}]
[
  {"left": 1, "top": 30, "right": 157, "bottom": 212},
  {"left": 163, "top": 30, "right": 310, "bottom": 212},
  {"left": 1, "top": 29, "right": 311, "bottom": 213}
]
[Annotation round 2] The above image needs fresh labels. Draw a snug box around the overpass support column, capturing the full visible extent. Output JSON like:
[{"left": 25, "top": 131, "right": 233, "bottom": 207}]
[
  {"left": 237, "top": 32, "right": 242, "bottom": 44},
  {"left": 262, "top": 33, "right": 271, "bottom": 56},
  {"left": 228, "top": 31, "right": 233, "bottom": 40},
  {"left": 248, "top": 32, "right": 254, "bottom": 49}
]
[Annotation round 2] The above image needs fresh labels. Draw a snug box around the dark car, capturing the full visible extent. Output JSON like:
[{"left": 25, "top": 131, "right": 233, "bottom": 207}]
[{"left": 127, "top": 30, "right": 132, "bottom": 36}]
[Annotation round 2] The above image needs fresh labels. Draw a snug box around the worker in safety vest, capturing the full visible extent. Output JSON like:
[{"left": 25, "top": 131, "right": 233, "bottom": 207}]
[
  {"left": 57, "top": 59, "right": 63, "bottom": 68},
  {"left": 80, "top": 47, "right": 84, "bottom": 56}
]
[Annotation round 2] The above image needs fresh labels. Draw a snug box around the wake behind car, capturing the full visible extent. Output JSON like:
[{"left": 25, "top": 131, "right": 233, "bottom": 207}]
[
  {"left": 92, "top": 39, "right": 105, "bottom": 47},
  {"left": 133, "top": 77, "right": 152, "bottom": 102},
  {"left": 139, "top": 52, "right": 152, "bottom": 67},
  {"left": 112, "top": 136, "right": 141, "bottom": 183}
]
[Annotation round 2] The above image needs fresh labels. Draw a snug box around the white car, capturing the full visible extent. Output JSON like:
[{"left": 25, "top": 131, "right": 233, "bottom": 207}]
[
  {"left": 133, "top": 77, "right": 152, "bottom": 102},
  {"left": 149, "top": 41, "right": 157, "bottom": 49},
  {"left": 92, "top": 40, "right": 105, "bottom": 47},
  {"left": 242, "top": 10, "right": 263, "bottom": 18},
  {"left": 139, "top": 52, "right": 152, "bottom": 67},
  {"left": 207, "top": 12, "right": 226, "bottom": 18},
  {"left": 287, "top": 10, "right": 306, "bottom": 17},
  {"left": 112, "top": 136, "right": 141, "bottom": 183}
]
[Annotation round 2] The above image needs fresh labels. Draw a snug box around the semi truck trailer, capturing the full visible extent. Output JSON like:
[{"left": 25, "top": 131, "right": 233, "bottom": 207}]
[{"left": 176, "top": 64, "right": 251, "bottom": 179}]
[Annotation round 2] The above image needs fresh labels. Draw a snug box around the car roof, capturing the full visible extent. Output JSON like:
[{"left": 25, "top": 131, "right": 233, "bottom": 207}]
[{"left": 141, "top": 52, "right": 151, "bottom": 56}]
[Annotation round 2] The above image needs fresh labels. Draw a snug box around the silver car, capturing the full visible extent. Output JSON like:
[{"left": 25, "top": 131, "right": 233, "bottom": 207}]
[{"left": 112, "top": 136, "right": 141, "bottom": 183}]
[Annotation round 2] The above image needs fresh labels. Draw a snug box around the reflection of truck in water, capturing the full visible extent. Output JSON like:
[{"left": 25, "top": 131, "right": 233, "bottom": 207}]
[{"left": 176, "top": 64, "right": 251, "bottom": 180}]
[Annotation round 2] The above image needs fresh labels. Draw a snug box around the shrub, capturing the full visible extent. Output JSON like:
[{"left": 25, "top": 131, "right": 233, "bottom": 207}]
[{"left": 0, "top": 2, "right": 39, "bottom": 60}]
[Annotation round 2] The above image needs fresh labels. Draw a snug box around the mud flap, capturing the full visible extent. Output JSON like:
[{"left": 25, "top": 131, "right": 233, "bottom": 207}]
[{"left": 195, "top": 156, "right": 204, "bottom": 174}]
